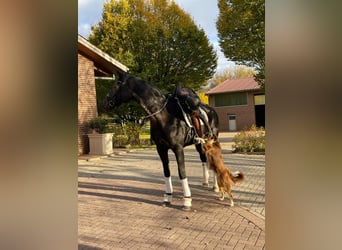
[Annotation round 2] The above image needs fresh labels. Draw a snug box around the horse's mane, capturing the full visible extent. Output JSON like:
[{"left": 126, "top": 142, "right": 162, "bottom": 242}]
[{"left": 132, "top": 76, "right": 166, "bottom": 99}]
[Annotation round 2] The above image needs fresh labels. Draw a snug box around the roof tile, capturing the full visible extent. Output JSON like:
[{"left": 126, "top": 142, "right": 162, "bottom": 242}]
[{"left": 206, "top": 77, "right": 260, "bottom": 95}]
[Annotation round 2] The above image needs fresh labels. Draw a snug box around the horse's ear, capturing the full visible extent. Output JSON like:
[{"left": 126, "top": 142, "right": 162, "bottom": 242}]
[{"left": 117, "top": 71, "right": 127, "bottom": 81}]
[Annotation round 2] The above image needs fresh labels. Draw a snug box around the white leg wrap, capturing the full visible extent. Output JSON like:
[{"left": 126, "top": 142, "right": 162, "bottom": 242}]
[
  {"left": 202, "top": 162, "right": 209, "bottom": 186},
  {"left": 164, "top": 176, "right": 173, "bottom": 194},
  {"left": 181, "top": 178, "right": 191, "bottom": 197}
]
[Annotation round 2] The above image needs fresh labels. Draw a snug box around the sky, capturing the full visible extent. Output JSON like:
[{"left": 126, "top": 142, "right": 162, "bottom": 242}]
[{"left": 78, "top": 0, "right": 234, "bottom": 72}]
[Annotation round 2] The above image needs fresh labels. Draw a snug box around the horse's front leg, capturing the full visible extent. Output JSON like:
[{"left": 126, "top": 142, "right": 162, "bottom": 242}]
[
  {"left": 156, "top": 145, "right": 173, "bottom": 205},
  {"left": 173, "top": 146, "right": 192, "bottom": 210}
]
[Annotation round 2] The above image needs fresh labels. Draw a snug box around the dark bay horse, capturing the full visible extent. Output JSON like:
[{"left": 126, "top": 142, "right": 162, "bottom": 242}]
[{"left": 105, "top": 72, "right": 219, "bottom": 209}]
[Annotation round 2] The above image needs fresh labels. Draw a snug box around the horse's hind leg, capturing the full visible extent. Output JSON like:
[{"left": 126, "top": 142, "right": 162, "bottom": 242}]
[
  {"left": 157, "top": 146, "right": 173, "bottom": 205},
  {"left": 195, "top": 144, "right": 219, "bottom": 191},
  {"left": 213, "top": 174, "right": 219, "bottom": 192},
  {"left": 195, "top": 144, "right": 209, "bottom": 187},
  {"left": 202, "top": 162, "right": 210, "bottom": 187}
]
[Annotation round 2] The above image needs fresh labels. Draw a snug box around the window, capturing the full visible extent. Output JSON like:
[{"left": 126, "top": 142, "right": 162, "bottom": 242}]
[
  {"left": 254, "top": 94, "right": 265, "bottom": 105},
  {"left": 215, "top": 92, "right": 247, "bottom": 107},
  {"left": 228, "top": 115, "right": 236, "bottom": 120}
]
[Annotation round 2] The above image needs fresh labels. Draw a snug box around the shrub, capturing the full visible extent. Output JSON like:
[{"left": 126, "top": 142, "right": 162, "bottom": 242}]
[
  {"left": 125, "top": 122, "right": 142, "bottom": 145},
  {"left": 87, "top": 116, "right": 115, "bottom": 134},
  {"left": 112, "top": 122, "right": 153, "bottom": 148},
  {"left": 232, "top": 125, "right": 265, "bottom": 154}
]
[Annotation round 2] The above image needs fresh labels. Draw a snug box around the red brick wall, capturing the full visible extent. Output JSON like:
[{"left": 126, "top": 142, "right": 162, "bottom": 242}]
[
  {"left": 209, "top": 92, "right": 256, "bottom": 132},
  {"left": 78, "top": 53, "right": 98, "bottom": 155}
]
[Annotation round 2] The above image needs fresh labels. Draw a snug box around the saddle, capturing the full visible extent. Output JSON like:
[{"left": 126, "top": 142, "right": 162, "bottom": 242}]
[
  {"left": 172, "top": 83, "right": 213, "bottom": 141},
  {"left": 175, "top": 98, "right": 210, "bottom": 139}
]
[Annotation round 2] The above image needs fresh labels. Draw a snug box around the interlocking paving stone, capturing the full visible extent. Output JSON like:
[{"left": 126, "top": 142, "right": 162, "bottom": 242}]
[{"left": 79, "top": 133, "right": 265, "bottom": 249}]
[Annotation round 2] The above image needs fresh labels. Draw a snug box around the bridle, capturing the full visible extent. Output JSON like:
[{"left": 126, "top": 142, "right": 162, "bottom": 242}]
[{"left": 110, "top": 75, "right": 169, "bottom": 120}]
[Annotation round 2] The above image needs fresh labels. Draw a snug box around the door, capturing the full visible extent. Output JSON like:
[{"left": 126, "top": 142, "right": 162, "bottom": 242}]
[
  {"left": 255, "top": 105, "right": 265, "bottom": 128},
  {"left": 254, "top": 94, "right": 265, "bottom": 128},
  {"left": 228, "top": 115, "right": 237, "bottom": 131}
]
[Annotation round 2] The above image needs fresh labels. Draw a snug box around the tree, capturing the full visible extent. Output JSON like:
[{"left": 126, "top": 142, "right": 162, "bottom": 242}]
[
  {"left": 89, "top": 0, "right": 135, "bottom": 67},
  {"left": 89, "top": 0, "right": 217, "bottom": 93},
  {"left": 217, "top": 0, "right": 265, "bottom": 86},
  {"left": 198, "top": 92, "right": 208, "bottom": 104}
]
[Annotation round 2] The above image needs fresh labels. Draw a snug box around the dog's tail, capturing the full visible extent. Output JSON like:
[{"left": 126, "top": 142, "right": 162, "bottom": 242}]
[{"left": 230, "top": 171, "right": 244, "bottom": 184}]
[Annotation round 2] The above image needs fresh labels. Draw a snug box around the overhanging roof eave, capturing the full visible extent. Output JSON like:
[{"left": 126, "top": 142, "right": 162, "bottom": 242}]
[{"left": 78, "top": 35, "right": 129, "bottom": 74}]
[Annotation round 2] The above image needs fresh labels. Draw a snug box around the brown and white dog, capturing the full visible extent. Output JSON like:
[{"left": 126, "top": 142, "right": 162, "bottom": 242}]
[{"left": 202, "top": 135, "right": 244, "bottom": 206}]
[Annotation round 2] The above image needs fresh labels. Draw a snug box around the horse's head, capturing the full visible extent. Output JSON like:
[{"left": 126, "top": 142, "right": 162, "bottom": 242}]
[{"left": 104, "top": 72, "right": 133, "bottom": 111}]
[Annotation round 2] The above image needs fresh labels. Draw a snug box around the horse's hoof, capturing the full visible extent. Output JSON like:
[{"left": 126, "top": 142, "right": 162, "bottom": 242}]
[
  {"left": 163, "top": 193, "right": 172, "bottom": 205},
  {"left": 162, "top": 201, "right": 171, "bottom": 207},
  {"left": 182, "top": 206, "right": 192, "bottom": 211},
  {"left": 182, "top": 197, "right": 192, "bottom": 210},
  {"left": 202, "top": 183, "right": 209, "bottom": 188}
]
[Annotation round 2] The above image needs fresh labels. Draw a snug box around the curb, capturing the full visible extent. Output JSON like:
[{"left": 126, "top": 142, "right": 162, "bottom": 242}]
[
  {"left": 231, "top": 206, "right": 265, "bottom": 231},
  {"left": 78, "top": 148, "right": 136, "bottom": 164}
]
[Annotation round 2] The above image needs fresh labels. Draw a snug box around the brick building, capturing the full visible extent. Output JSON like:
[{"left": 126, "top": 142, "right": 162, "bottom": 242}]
[
  {"left": 206, "top": 77, "right": 265, "bottom": 132},
  {"left": 78, "top": 35, "right": 128, "bottom": 155}
]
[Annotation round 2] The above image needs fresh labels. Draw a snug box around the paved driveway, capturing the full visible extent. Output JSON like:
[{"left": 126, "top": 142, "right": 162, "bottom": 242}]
[{"left": 78, "top": 133, "right": 265, "bottom": 249}]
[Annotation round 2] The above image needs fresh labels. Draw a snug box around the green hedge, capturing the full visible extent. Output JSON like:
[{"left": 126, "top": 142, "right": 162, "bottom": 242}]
[{"left": 232, "top": 125, "right": 265, "bottom": 154}]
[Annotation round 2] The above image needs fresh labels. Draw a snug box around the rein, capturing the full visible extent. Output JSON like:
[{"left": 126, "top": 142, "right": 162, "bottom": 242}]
[{"left": 139, "top": 95, "right": 169, "bottom": 120}]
